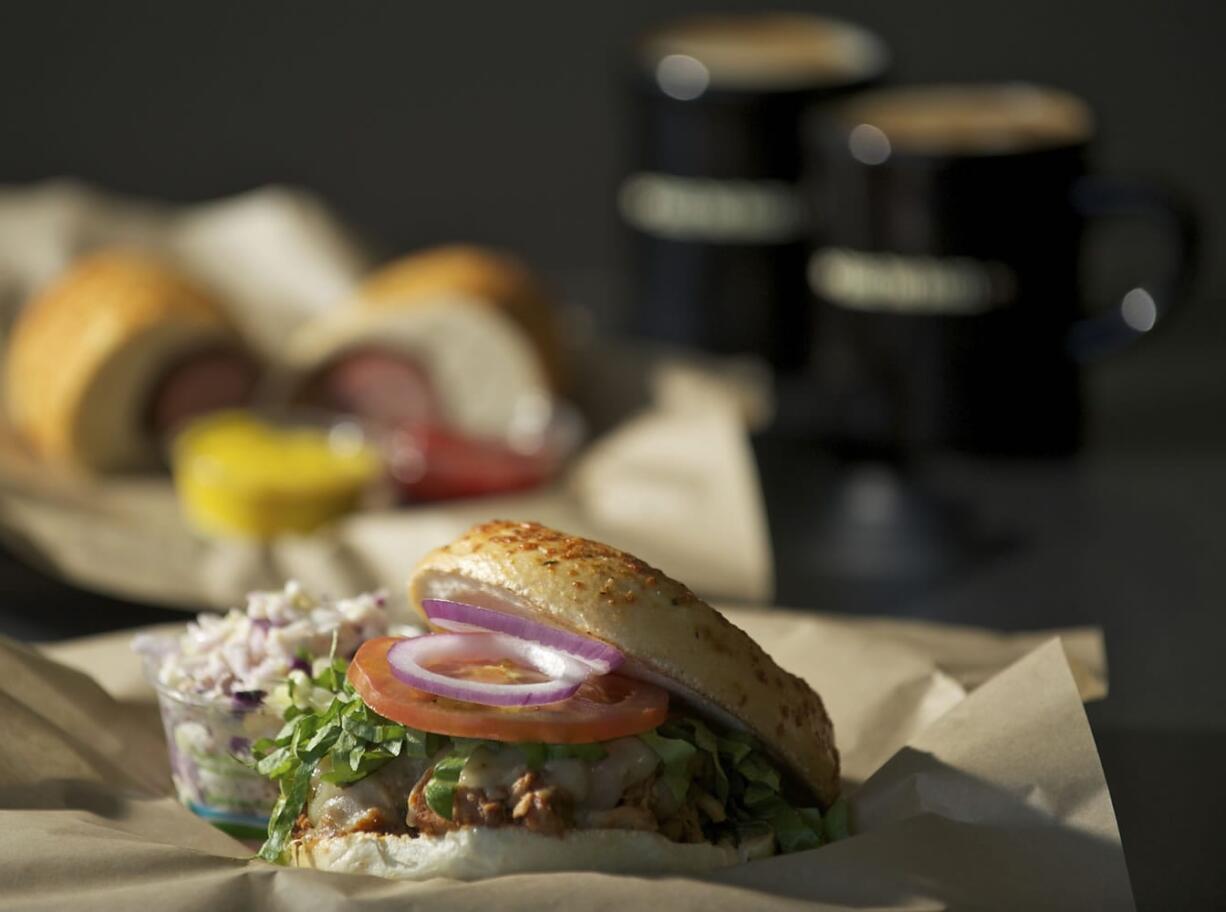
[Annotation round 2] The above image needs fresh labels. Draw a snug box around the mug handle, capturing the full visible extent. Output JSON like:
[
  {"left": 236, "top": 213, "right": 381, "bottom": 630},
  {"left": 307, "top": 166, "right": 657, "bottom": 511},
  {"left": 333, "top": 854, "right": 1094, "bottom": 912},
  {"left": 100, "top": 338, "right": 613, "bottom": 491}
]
[{"left": 1066, "top": 175, "right": 1200, "bottom": 359}]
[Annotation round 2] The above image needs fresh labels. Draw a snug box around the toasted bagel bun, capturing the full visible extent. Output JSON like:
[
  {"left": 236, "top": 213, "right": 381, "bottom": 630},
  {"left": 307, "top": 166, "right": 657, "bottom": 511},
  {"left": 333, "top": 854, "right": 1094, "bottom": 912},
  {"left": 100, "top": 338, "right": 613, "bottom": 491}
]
[
  {"left": 3, "top": 250, "right": 250, "bottom": 471},
  {"left": 282, "top": 245, "right": 560, "bottom": 440},
  {"left": 283, "top": 294, "right": 550, "bottom": 441},
  {"left": 290, "top": 827, "right": 737, "bottom": 881},
  {"left": 356, "top": 245, "right": 562, "bottom": 389},
  {"left": 409, "top": 520, "right": 840, "bottom": 808}
]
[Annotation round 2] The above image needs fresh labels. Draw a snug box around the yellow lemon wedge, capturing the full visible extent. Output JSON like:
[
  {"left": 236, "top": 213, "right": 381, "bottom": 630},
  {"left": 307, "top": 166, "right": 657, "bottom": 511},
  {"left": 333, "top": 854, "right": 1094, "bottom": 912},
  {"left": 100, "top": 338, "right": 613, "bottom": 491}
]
[{"left": 171, "top": 410, "right": 381, "bottom": 538}]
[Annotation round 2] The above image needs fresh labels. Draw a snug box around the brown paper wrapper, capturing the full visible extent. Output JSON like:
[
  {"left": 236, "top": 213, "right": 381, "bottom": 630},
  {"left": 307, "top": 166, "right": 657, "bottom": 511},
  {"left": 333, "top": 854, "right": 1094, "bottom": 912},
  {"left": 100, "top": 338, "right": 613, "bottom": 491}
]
[{"left": 1, "top": 611, "right": 1131, "bottom": 910}]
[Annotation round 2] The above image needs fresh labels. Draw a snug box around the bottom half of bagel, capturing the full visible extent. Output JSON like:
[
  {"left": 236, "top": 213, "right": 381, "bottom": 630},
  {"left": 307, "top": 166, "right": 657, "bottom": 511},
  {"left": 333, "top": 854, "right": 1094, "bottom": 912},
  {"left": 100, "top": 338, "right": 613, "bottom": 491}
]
[{"left": 290, "top": 826, "right": 738, "bottom": 881}]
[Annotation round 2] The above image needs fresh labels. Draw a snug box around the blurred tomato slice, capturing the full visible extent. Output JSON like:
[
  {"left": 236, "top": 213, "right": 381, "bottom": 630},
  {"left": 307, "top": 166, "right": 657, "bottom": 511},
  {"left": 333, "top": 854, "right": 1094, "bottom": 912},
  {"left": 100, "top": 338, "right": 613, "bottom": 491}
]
[{"left": 388, "top": 422, "right": 553, "bottom": 501}]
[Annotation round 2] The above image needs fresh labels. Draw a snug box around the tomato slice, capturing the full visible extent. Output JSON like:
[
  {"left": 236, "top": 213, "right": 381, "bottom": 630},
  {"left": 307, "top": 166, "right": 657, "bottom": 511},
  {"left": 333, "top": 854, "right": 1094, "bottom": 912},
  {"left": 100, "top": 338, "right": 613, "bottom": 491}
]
[
  {"left": 388, "top": 423, "right": 554, "bottom": 502},
  {"left": 348, "top": 637, "right": 668, "bottom": 743}
]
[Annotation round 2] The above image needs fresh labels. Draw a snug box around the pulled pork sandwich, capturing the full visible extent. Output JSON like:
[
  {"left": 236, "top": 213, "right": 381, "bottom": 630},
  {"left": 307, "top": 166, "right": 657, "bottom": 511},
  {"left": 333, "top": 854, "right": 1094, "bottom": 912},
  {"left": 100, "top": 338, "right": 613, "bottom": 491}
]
[{"left": 254, "top": 521, "right": 844, "bottom": 879}]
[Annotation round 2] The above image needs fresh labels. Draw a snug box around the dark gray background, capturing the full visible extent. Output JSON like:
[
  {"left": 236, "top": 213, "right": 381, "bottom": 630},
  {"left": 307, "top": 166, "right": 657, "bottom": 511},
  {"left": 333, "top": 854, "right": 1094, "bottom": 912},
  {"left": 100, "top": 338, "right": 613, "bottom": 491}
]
[{"left": 1, "top": 0, "right": 1223, "bottom": 317}]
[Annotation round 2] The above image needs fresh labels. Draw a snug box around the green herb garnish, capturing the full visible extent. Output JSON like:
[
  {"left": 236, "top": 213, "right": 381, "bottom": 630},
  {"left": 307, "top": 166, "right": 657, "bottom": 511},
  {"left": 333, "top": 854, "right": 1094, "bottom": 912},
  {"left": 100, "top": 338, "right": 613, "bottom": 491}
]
[{"left": 253, "top": 655, "right": 420, "bottom": 862}]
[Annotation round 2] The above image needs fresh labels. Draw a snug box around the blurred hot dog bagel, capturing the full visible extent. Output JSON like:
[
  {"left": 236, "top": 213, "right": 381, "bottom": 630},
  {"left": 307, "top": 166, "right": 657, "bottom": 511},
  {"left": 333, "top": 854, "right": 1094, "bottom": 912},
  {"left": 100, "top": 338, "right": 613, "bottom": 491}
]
[
  {"left": 261, "top": 520, "right": 842, "bottom": 881},
  {"left": 410, "top": 520, "right": 840, "bottom": 807},
  {"left": 284, "top": 246, "right": 561, "bottom": 440},
  {"left": 3, "top": 250, "right": 257, "bottom": 471},
  {"left": 359, "top": 245, "right": 562, "bottom": 388}
]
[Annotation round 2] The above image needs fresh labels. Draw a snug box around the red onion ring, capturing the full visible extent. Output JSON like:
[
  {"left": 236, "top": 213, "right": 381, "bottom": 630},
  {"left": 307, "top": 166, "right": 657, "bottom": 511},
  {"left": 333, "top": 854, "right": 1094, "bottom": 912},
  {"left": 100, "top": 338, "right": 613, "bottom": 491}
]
[
  {"left": 421, "top": 599, "right": 624, "bottom": 675},
  {"left": 387, "top": 632, "right": 593, "bottom": 706}
]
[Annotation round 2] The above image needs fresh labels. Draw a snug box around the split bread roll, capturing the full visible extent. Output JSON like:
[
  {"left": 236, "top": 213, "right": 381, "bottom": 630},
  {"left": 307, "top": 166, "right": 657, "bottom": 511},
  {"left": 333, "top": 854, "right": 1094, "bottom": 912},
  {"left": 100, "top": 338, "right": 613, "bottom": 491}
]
[
  {"left": 284, "top": 246, "right": 560, "bottom": 440},
  {"left": 4, "top": 250, "right": 256, "bottom": 471},
  {"left": 358, "top": 245, "right": 562, "bottom": 389},
  {"left": 409, "top": 520, "right": 840, "bottom": 808}
]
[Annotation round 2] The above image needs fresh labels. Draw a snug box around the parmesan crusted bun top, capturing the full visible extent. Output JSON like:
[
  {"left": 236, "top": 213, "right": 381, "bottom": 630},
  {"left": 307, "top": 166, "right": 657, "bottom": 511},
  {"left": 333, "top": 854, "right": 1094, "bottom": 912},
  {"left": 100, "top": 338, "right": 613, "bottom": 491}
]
[{"left": 409, "top": 520, "right": 840, "bottom": 808}]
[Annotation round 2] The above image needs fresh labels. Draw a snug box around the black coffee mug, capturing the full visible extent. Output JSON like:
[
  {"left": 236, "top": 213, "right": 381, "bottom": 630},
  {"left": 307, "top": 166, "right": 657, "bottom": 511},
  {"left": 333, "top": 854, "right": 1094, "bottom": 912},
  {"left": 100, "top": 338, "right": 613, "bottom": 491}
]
[
  {"left": 622, "top": 14, "right": 888, "bottom": 371},
  {"left": 801, "top": 83, "right": 1198, "bottom": 456}
]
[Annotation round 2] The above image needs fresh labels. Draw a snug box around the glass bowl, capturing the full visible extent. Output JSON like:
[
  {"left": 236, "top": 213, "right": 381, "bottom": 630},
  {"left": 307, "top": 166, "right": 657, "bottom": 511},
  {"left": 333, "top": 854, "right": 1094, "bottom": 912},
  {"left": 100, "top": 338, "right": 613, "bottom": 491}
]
[{"left": 142, "top": 649, "right": 281, "bottom": 838}]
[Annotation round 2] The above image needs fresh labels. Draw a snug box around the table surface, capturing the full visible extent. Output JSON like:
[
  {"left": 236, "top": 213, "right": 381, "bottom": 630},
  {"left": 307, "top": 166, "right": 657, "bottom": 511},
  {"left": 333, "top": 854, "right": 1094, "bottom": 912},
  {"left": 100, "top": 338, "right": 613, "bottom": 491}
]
[{"left": 1, "top": 315, "right": 1223, "bottom": 910}]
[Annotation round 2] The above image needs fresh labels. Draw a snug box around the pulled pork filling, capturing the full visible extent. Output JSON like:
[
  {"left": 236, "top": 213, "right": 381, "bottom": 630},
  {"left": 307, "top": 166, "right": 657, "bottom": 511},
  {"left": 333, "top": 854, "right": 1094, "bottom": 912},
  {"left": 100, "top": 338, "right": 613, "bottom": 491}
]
[
  {"left": 254, "top": 656, "right": 847, "bottom": 864},
  {"left": 300, "top": 737, "right": 686, "bottom": 843}
]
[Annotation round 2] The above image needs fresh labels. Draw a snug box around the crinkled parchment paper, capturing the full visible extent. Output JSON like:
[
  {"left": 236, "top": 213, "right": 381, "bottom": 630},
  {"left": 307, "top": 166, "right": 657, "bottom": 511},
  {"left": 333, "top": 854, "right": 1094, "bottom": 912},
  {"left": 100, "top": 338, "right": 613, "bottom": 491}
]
[{"left": 0, "top": 611, "right": 1132, "bottom": 911}]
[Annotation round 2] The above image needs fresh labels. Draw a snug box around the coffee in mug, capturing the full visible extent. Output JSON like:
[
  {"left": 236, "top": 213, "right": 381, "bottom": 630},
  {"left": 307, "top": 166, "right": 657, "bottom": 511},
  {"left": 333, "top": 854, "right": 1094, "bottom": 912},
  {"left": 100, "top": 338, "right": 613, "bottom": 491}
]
[
  {"left": 623, "top": 14, "right": 888, "bottom": 371},
  {"left": 801, "top": 83, "right": 1197, "bottom": 455}
]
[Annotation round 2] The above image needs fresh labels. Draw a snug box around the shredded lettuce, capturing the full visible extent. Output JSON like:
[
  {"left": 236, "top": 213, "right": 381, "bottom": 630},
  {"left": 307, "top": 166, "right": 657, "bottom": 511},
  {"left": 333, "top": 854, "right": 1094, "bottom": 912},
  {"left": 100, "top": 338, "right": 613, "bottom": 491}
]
[
  {"left": 638, "top": 729, "right": 698, "bottom": 802},
  {"left": 640, "top": 715, "right": 842, "bottom": 854}
]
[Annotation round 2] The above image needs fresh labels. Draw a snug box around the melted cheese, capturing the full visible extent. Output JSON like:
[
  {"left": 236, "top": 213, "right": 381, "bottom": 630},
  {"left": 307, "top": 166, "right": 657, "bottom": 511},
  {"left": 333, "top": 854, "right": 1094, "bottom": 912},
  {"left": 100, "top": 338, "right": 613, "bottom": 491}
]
[
  {"left": 307, "top": 752, "right": 429, "bottom": 832},
  {"left": 458, "top": 746, "right": 528, "bottom": 794},
  {"left": 543, "top": 758, "right": 590, "bottom": 803},
  {"left": 583, "top": 737, "right": 659, "bottom": 811}
]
